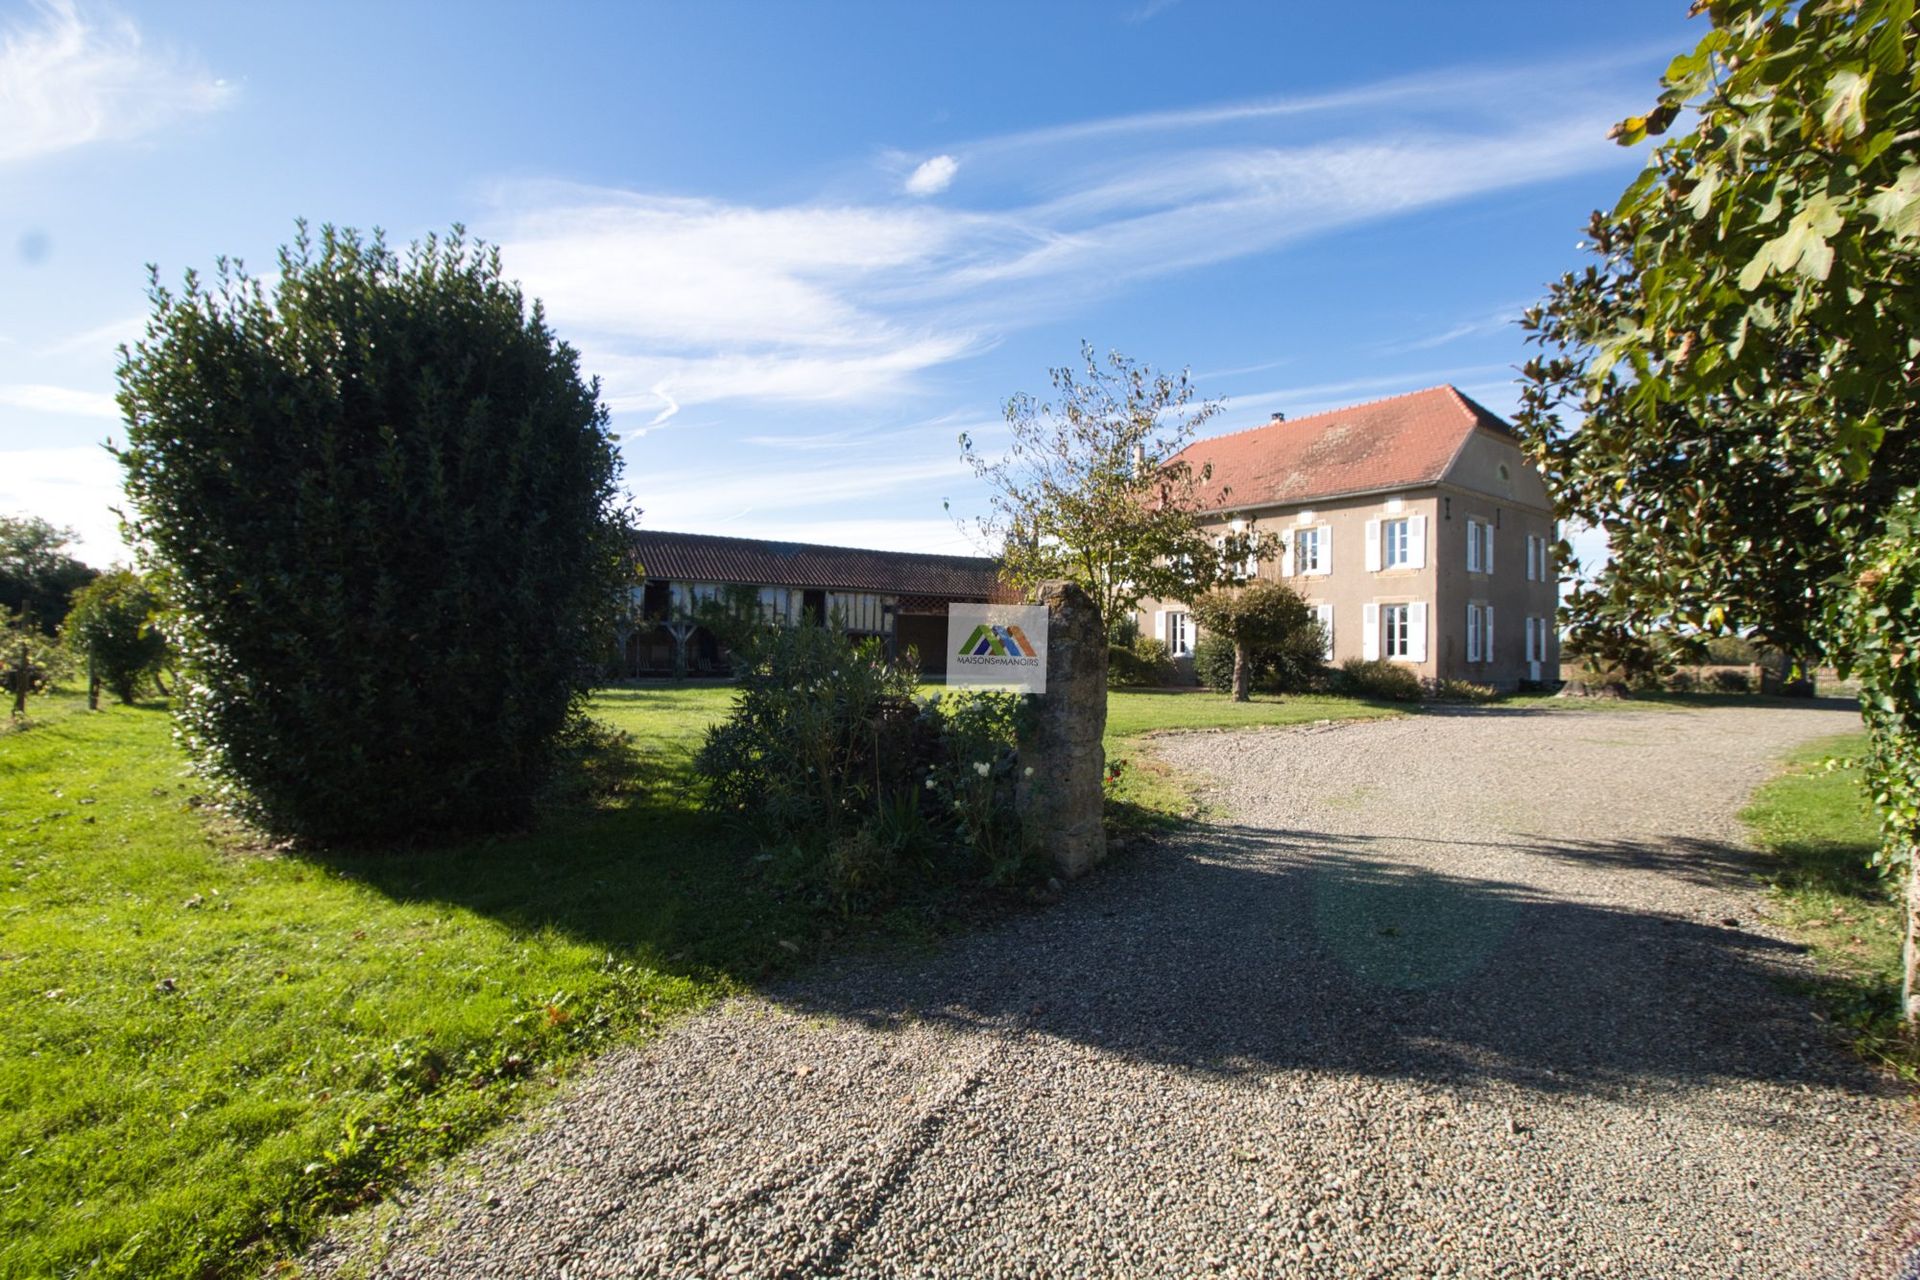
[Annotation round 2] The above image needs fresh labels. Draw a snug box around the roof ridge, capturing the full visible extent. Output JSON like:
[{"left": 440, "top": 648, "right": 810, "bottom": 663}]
[
  {"left": 632, "top": 527, "right": 996, "bottom": 564},
  {"left": 1192, "top": 383, "right": 1462, "bottom": 447}
]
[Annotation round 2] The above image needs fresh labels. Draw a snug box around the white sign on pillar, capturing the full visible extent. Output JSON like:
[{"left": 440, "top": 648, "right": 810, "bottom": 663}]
[{"left": 947, "top": 603, "right": 1049, "bottom": 693}]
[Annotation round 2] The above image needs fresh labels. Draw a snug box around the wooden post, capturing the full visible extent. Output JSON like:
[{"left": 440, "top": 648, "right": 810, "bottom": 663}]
[
  {"left": 11, "top": 641, "right": 26, "bottom": 717},
  {"left": 87, "top": 646, "right": 99, "bottom": 711}
]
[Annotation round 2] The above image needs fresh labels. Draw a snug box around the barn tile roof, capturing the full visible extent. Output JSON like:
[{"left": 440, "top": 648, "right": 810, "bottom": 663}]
[
  {"left": 631, "top": 529, "right": 1001, "bottom": 599},
  {"left": 1174, "top": 384, "right": 1514, "bottom": 511}
]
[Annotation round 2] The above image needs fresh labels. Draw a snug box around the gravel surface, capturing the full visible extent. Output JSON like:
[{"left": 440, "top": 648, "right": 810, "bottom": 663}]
[{"left": 305, "top": 701, "right": 1920, "bottom": 1278}]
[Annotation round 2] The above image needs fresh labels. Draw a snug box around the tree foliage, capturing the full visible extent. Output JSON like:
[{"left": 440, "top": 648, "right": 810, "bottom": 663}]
[
  {"left": 958, "top": 344, "right": 1275, "bottom": 631},
  {"left": 3, "top": 606, "right": 76, "bottom": 717},
  {"left": 1189, "top": 579, "right": 1321, "bottom": 702},
  {"left": 63, "top": 569, "right": 170, "bottom": 703},
  {"left": 0, "top": 515, "right": 96, "bottom": 632},
  {"left": 116, "top": 223, "right": 630, "bottom": 843},
  {"left": 1515, "top": 0, "right": 1920, "bottom": 1008}
]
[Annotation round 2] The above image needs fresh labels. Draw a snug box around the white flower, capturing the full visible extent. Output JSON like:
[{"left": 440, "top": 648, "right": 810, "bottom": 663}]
[
  {"left": 924, "top": 777, "right": 936, "bottom": 790},
  {"left": 972, "top": 761, "right": 991, "bottom": 778},
  {"left": 1023, "top": 766, "right": 1034, "bottom": 777}
]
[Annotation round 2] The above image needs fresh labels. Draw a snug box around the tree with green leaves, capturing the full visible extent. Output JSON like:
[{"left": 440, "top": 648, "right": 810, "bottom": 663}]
[
  {"left": 1515, "top": 0, "right": 1920, "bottom": 1008},
  {"left": 63, "top": 569, "right": 170, "bottom": 704},
  {"left": 0, "top": 515, "right": 96, "bottom": 632},
  {"left": 1189, "top": 580, "right": 1321, "bottom": 702},
  {"left": 116, "top": 222, "right": 630, "bottom": 843},
  {"left": 3, "top": 606, "right": 76, "bottom": 718},
  {"left": 957, "top": 343, "right": 1276, "bottom": 633}
]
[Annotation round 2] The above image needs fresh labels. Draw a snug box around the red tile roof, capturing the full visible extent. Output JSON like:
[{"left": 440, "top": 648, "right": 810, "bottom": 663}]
[
  {"left": 630, "top": 529, "right": 1001, "bottom": 599},
  {"left": 1173, "top": 385, "right": 1514, "bottom": 512}
]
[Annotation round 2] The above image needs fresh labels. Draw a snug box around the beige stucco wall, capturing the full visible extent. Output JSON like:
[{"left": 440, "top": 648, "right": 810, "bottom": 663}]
[{"left": 1133, "top": 427, "right": 1560, "bottom": 690}]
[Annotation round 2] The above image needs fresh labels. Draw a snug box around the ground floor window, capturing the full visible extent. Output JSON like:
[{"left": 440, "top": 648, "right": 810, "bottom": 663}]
[
  {"left": 1382, "top": 603, "right": 1410, "bottom": 659},
  {"left": 1164, "top": 610, "right": 1192, "bottom": 657}
]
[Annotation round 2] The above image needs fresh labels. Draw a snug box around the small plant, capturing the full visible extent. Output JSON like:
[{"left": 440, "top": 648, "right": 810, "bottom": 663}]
[
  {"left": 1109, "top": 635, "right": 1177, "bottom": 687},
  {"left": 1339, "top": 657, "right": 1423, "bottom": 703}
]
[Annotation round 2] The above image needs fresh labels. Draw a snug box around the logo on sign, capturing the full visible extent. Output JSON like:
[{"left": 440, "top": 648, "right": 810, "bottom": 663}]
[{"left": 947, "top": 604, "right": 1048, "bottom": 692}]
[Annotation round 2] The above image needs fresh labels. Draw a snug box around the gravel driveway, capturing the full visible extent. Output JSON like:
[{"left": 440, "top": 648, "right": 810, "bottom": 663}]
[{"left": 307, "top": 702, "right": 1920, "bottom": 1278}]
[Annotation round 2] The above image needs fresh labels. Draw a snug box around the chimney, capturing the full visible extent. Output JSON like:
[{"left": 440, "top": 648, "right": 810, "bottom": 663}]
[{"left": 1269, "top": 411, "right": 1286, "bottom": 423}]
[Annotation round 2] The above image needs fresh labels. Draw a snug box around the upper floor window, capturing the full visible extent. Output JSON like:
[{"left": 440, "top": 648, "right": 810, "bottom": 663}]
[
  {"left": 1295, "top": 525, "right": 1325, "bottom": 575},
  {"left": 1526, "top": 534, "right": 1552, "bottom": 582},
  {"left": 1467, "top": 519, "right": 1495, "bottom": 573},
  {"left": 1383, "top": 518, "right": 1411, "bottom": 569}
]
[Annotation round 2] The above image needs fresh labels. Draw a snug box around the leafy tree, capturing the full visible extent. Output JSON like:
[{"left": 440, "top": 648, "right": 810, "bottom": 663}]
[
  {"left": 957, "top": 343, "right": 1276, "bottom": 631},
  {"left": 1514, "top": 0, "right": 1920, "bottom": 1007},
  {"left": 1189, "top": 579, "right": 1320, "bottom": 702},
  {"left": 63, "top": 569, "right": 170, "bottom": 704},
  {"left": 0, "top": 515, "right": 96, "bottom": 631},
  {"left": 116, "top": 223, "right": 630, "bottom": 843},
  {"left": 3, "top": 606, "right": 76, "bottom": 718}
]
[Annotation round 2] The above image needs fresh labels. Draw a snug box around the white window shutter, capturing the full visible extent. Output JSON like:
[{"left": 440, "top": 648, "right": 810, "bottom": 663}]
[
  {"left": 1524, "top": 616, "right": 1535, "bottom": 663},
  {"left": 1317, "top": 602, "right": 1335, "bottom": 660},
  {"left": 1527, "top": 536, "right": 1539, "bottom": 581},
  {"left": 1408, "top": 515, "right": 1427, "bottom": 569},
  {"left": 1466, "top": 604, "right": 1479, "bottom": 662},
  {"left": 1467, "top": 522, "right": 1480, "bottom": 573},
  {"left": 1484, "top": 605, "right": 1494, "bottom": 663},
  {"left": 1365, "top": 520, "right": 1382, "bottom": 572},
  {"left": 1484, "top": 525, "right": 1494, "bottom": 575},
  {"left": 1408, "top": 601, "right": 1428, "bottom": 663},
  {"left": 1318, "top": 526, "right": 1332, "bottom": 576},
  {"left": 1280, "top": 535, "right": 1293, "bottom": 578},
  {"left": 1362, "top": 603, "right": 1380, "bottom": 660}
]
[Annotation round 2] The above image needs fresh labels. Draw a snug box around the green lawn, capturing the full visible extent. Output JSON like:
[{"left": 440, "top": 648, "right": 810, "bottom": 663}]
[
  {"left": 1739, "top": 732, "right": 1912, "bottom": 1073},
  {"left": 0, "top": 682, "right": 1396, "bottom": 1278}
]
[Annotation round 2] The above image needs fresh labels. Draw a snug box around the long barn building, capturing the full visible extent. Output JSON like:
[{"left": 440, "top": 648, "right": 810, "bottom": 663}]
[{"left": 623, "top": 530, "right": 1003, "bottom": 677}]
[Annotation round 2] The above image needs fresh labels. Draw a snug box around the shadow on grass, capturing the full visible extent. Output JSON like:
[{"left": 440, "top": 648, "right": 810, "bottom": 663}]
[{"left": 775, "top": 819, "right": 1892, "bottom": 1103}]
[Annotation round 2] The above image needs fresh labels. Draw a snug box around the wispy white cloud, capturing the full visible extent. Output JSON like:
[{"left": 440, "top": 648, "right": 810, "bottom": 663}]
[
  {"left": 0, "top": 382, "right": 119, "bottom": 418},
  {"left": 485, "top": 50, "right": 1651, "bottom": 428},
  {"left": 903, "top": 153, "right": 959, "bottom": 197},
  {"left": 1123, "top": 0, "right": 1182, "bottom": 22},
  {"left": 38, "top": 310, "right": 147, "bottom": 358},
  {"left": 0, "top": 0, "right": 231, "bottom": 166}
]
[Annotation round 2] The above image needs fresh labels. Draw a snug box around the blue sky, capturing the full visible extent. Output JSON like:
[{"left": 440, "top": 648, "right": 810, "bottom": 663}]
[{"left": 0, "top": 0, "right": 1698, "bottom": 570}]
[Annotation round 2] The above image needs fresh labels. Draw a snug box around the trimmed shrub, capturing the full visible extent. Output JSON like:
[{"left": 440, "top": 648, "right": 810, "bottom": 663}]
[
  {"left": 1109, "top": 635, "right": 1177, "bottom": 687},
  {"left": 1424, "top": 677, "right": 1499, "bottom": 704},
  {"left": 1339, "top": 657, "right": 1423, "bottom": 703},
  {"left": 1664, "top": 670, "right": 1698, "bottom": 693},
  {"left": 1710, "top": 668, "right": 1753, "bottom": 694},
  {"left": 1194, "top": 625, "right": 1329, "bottom": 695},
  {"left": 116, "top": 224, "right": 629, "bottom": 842}
]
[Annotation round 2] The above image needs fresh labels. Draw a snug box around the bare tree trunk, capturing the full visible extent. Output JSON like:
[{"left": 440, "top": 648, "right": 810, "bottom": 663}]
[
  {"left": 1231, "top": 640, "right": 1251, "bottom": 702},
  {"left": 11, "top": 642, "right": 26, "bottom": 717},
  {"left": 87, "top": 648, "right": 99, "bottom": 711}
]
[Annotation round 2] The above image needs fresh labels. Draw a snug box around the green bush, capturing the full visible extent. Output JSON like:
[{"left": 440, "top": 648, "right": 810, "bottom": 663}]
[
  {"left": 1109, "top": 635, "right": 1177, "bottom": 687},
  {"left": 62, "top": 569, "right": 170, "bottom": 703},
  {"left": 1339, "top": 658, "right": 1423, "bottom": 702},
  {"left": 698, "top": 628, "right": 1037, "bottom": 902},
  {"left": 1710, "top": 669, "right": 1753, "bottom": 694},
  {"left": 1424, "top": 677, "right": 1499, "bottom": 704},
  {"left": 116, "top": 224, "right": 628, "bottom": 842},
  {"left": 1195, "top": 628, "right": 1328, "bottom": 695}
]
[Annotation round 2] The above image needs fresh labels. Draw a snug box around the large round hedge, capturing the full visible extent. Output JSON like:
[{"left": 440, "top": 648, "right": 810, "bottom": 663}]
[{"left": 116, "top": 224, "right": 628, "bottom": 843}]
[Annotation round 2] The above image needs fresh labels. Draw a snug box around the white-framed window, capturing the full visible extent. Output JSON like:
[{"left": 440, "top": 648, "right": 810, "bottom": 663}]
[
  {"left": 1363, "top": 600, "right": 1426, "bottom": 663},
  {"left": 1467, "top": 519, "right": 1496, "bottom": 574},
  {"left": 1366, "top": 514, "right": 1425, "bottom": 572},
  {"left": 1314, "top": 602, "right": 1335, "bottom": 661},
  {"left": 1525, "top": 615, "right": 1552, "bottom": 664},
  {"left": 1383, "top": 603, "right": 1411, "bottom": 658},
  {"left": 1295, "top": 525, "right": 1324, "bottom": 574},
  {"left": 1382, "top": 518, "right": 1411, "bottom": 569},
  {"left": 1467, "top": 603, "right": 1496, "bottom": 663},
  {"left": 1526, "top": 534, "right": 1551, "bottom": 583},
  {"left": 1164, "top": 610, "right": 1192, "bottom": 657}
]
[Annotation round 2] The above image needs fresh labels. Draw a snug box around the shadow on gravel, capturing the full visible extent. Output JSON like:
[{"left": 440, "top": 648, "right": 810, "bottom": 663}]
[{"left": 775, "top": 822, "right": 1880, "bottom": 1103}]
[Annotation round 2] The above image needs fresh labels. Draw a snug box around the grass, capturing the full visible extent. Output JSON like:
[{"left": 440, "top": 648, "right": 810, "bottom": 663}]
[
  {"left": 1739, "top": 731, "right": 1915, "bottom": 1076},
  {"left": 0, "top": 681, "right": 1398, "bottom": 1278}
]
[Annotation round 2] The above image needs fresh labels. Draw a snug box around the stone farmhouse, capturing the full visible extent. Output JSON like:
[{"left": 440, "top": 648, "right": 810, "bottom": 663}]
[
  {"left": 623, "top": 529, "right": 1002, "bottom": 678},
  {"left": 1133, "top": 385, "right": 1560, "bottom": 690}
]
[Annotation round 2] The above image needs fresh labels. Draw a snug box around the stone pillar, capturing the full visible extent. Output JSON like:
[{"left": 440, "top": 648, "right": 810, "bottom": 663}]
[{"left": 1016, "top": 580, "right": 1108, "bottom": 879}]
